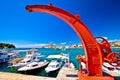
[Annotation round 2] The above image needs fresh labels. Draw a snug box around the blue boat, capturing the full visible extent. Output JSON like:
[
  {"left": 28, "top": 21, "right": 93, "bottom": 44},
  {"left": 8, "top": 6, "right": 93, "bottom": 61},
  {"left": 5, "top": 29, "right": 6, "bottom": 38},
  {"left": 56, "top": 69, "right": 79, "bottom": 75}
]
[{"left": 0, "top": 49, "right": 19, "bottom": 63}]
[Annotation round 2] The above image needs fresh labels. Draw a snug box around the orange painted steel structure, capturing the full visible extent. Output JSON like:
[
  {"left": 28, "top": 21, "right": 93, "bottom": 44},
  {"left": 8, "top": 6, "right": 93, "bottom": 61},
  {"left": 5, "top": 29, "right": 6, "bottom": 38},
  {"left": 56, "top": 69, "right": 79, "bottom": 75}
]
[{"left": 25, "top": 4, "right": 119, "bottom": 80}]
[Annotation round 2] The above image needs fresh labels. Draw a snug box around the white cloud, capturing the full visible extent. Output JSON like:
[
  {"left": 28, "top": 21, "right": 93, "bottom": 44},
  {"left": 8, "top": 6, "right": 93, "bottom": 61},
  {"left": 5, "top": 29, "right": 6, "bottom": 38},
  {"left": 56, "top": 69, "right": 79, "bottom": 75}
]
[
  {"left": 69, "top": 41, "right": 76, "bottom": 43},
  {"left": 108, "top": 39, "right": 118, "bottom": 42},
  {"left": 53, "top": 43, "right": 56, "bottom": 45},
  {"left": 60, "top": 42, "right": 66, "bottom": 45},
  {"left": 96, "top": 37, "right": 119, "bottom": 43},
  {"left": 15, "top": 43, "right": 46, "bottom": 48},
  {"left": 103, "top": 37, "right": 108, "bottom": 40}
]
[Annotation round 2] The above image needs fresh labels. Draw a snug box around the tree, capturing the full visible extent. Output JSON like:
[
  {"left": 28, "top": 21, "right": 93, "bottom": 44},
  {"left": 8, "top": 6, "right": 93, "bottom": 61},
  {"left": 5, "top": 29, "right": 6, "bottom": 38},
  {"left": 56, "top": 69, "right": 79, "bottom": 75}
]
[{"left": 0, "top": 43, "right": 16, "bottom": 48}]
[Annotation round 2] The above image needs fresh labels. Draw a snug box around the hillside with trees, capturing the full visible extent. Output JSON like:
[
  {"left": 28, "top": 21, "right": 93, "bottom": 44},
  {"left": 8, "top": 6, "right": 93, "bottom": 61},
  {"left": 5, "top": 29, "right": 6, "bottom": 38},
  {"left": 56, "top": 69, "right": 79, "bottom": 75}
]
[{"left": 0, "top": 43, "right": 16, "bottom": 48}]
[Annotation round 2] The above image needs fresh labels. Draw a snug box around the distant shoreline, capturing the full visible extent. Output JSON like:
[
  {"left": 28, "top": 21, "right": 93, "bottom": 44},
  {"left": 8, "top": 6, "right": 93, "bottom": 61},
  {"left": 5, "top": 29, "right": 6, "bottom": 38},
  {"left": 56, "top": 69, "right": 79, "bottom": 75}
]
[
  {"left": 111, "top": 47, "right": 120, "bottom": 48},
  {"left": 1, "top": 47, "right": 119, "bottom": 49}
]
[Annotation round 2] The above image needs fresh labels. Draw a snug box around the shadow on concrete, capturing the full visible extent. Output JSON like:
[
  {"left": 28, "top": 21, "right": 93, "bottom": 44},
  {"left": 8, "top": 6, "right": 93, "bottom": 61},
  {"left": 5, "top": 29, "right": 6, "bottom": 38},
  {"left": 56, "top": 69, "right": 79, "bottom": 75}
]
[{"left": 66, "top": 74, "right": 78, "bottom": 77}]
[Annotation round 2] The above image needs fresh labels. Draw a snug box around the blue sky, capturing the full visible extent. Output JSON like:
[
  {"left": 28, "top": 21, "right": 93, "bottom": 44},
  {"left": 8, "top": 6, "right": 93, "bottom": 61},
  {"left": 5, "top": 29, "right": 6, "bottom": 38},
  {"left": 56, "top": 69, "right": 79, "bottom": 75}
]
[{"left": 0, "top": 0, "right": 120, "bottom": 47}]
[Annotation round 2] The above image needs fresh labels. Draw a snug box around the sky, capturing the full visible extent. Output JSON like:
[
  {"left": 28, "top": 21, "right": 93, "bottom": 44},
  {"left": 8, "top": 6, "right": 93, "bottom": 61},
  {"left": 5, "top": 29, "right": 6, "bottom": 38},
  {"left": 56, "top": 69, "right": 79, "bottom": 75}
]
[{"left": 0, "top": 0, "right": 120, "bottom": 48}]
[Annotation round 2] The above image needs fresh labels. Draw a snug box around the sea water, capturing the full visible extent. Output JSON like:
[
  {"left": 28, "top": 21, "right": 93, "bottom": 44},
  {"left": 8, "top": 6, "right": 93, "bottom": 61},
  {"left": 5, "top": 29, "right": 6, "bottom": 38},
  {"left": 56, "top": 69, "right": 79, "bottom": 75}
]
[{"left": 0, "top": 48, "right": 120, "bottom": 79}]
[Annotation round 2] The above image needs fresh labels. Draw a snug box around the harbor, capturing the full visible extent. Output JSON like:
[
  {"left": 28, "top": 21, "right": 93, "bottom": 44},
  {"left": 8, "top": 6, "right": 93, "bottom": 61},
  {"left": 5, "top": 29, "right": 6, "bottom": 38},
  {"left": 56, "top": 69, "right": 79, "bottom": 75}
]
[
  {"left": 0, "top": 0, "right": 120, "bottom": 80},
  {"left": 0, "top": 48, "right": 120, "bottom": 80}
]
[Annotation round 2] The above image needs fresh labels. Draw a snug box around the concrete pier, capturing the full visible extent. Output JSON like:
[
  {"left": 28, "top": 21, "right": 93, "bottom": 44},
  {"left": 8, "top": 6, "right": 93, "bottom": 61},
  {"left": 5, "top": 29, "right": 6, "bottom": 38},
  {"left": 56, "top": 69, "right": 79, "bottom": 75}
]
[
  {"left": 0, "top": 72, "right": 56, "bottom": 80},
  {"left": 56, "top": 67, "right": 78, "bottom": 80},
  {"left": 0, "top": 68, "right": 119, "bottom": 80},
  {"left": 0, "top": 67, "right": 78, "bottom": 80}
]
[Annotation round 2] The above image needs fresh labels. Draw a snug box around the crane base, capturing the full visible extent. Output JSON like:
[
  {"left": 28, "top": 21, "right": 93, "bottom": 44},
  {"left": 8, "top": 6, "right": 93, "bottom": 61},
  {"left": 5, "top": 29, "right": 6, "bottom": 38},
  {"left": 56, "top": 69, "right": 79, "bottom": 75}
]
[{"left": 77, "top": 71, "right": 114, "bottom": 80}]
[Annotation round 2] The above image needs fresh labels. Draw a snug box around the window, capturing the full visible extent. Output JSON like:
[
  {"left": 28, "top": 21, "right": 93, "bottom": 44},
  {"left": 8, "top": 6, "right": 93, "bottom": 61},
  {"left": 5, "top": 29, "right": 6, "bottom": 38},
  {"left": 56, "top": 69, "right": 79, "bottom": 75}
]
[
  {"left": 27, "top": 60, "right": 31, "bottom": 63},
  {"left": 32, "top": 64, "right": 38, "bottom": 67},
  {"left": 56, "top": 64, "right": 59, "bottom": 67}
]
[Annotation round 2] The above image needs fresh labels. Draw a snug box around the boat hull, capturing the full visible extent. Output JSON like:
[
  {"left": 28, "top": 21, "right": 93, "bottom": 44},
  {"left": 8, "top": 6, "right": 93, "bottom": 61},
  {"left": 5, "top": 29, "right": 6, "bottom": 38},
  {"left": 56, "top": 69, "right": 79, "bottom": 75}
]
[
  {"left": 12, "top": 64, "right": 26, "bottom": 69},
  {"left": 46, "top": 67, "right": 61, "bottom": 74},
  {"left": 18, "top": 66, "right": 46, "bottom": 74},
  {"left": 0, "top": 58, "right": 9, "bottom": 63},
  {"left": 18, "top": 62, "right": 49, "bottom": 74}
]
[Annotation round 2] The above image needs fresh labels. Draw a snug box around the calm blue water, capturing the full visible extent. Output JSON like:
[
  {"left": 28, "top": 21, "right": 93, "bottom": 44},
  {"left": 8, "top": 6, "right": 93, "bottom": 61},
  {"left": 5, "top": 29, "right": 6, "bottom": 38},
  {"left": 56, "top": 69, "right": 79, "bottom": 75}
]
[{"left": 0, "top": 48, "right": 120, "bottom": 79}]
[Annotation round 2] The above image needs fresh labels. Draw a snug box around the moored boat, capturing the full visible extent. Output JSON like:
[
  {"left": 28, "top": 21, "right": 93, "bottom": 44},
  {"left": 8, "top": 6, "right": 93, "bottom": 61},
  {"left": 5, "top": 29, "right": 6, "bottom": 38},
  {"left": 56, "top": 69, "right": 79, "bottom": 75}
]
[
  {"left": 11, "top": 58, "right": 33, "bottom": 69},
  {"left": 0, "top": 49, "right": 19, "bottom": 63},
  {"left": 45, "top": 60, "right": 62, "bottom": 73},
  {"left": 18, "top": 60, "right": 48, "bottom": 72},
  {"left": 9, "top": 49, "right": 40, "bottom": 68}
]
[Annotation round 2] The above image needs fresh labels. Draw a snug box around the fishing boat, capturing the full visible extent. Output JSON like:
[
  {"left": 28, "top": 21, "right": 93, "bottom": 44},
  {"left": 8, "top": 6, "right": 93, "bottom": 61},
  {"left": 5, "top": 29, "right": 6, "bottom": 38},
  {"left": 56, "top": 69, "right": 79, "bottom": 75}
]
[
  {"left": 11, "top": 58, "right": 33, "bottom": 69},
  {"left": 9, "top": 49, "right": 40, "bottom": 68},
  {"left": 18, "top": 60, "right": 48, "bottom": 72},
  {"left": 45, "top": 60, "right": 62, "bottom": 73}
]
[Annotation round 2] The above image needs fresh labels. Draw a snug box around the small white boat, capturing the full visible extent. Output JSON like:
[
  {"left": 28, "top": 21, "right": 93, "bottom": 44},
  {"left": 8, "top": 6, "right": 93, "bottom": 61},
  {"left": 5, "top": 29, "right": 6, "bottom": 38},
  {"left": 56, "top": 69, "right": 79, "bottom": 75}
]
[
  {"left": 18, "top": 60, "right": 48, "bottom": 72},
  {"left": 47, "top": 53, "right": 69, "bottom": 61},
  {"left": 102, "top": 62, "right": 119, "bottom": 72},
  {"left": 45, "top": 60, "right": 62, "bottom": 73},
  {"left": 80, "top": 62, "right": 119, "bottom": 72}
]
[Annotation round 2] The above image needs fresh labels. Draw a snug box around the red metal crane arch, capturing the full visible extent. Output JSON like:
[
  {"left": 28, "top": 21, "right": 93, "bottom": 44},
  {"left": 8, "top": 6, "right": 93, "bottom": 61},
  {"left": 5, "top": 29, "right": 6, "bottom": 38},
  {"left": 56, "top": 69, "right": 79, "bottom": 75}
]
[{"left": 25, "top": 4, "right": 115, "bottom": 80}]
